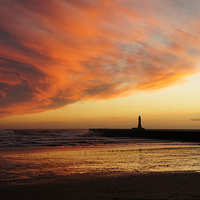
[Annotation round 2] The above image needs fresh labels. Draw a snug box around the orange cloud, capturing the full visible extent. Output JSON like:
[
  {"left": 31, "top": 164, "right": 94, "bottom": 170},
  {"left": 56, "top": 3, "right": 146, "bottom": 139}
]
[{"left": 0, "top": 0, "right": 200, "bottom": 117}]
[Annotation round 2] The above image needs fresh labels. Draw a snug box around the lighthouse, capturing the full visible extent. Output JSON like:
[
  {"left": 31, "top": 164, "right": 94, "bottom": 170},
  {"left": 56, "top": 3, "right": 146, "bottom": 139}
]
[
  {"left": 132, "top": 116, "right": 145, "bottom": 130},
  {"left": 137, "top": 116, "right": 142, "bottom": 129}
]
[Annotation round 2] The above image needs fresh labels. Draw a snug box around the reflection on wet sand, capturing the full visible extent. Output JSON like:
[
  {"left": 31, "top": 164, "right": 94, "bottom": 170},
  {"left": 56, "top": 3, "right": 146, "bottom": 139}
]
[{"left": 0, "top": 145, "right": 200, "bottom": 185}]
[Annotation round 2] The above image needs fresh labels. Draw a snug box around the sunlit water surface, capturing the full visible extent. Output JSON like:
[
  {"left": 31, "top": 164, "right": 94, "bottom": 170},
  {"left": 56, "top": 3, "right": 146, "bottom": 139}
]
[{"left": 0, "top": 144, "right": 200, "bottom": 185}]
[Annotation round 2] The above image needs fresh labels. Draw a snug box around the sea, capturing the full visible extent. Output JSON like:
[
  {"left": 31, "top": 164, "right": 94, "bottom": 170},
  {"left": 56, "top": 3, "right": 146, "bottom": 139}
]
[{"left": 0, "top": 129, "right": 200, "bottom": 186}]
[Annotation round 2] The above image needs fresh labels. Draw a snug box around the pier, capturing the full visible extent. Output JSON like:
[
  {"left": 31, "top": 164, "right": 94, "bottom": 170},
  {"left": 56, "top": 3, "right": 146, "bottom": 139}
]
[{"left": 89, "top": 116, "right": 200, "bottom": 142}]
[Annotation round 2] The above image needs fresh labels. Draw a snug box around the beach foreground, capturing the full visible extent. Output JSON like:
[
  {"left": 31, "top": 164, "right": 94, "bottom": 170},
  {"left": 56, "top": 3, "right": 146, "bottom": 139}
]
[
  {"left": 1, "top": 172, "right": 200, "bottom": 200},
  {"left": 1, "top": 130, "right": 200, "bottom": 200}
]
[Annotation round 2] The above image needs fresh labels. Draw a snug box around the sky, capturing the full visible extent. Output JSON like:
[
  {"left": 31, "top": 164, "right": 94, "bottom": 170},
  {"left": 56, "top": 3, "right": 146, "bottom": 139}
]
[{"left": 0, "top": 0, "right": 200, "bottom": 129}]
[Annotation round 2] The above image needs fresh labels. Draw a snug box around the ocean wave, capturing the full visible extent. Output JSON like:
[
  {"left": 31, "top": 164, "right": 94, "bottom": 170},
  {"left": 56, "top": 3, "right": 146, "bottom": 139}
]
[{"left": 0, "top": 129, "right": 193, "bottom": 149}]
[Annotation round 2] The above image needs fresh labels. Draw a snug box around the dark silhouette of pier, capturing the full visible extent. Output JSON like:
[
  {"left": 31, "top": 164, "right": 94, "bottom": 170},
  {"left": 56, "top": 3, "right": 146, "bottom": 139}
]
[{"left": 89, "top": 116, "right": 200, "bottom": 142}]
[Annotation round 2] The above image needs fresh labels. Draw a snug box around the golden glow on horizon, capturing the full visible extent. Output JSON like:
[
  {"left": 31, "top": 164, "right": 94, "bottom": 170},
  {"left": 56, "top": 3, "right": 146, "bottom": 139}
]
[
  {"left": 0, "top": 0, "right": 200, "bottom": 128},
  {"left": 1, "top": 73, "right": 200, "bottom": 129}
]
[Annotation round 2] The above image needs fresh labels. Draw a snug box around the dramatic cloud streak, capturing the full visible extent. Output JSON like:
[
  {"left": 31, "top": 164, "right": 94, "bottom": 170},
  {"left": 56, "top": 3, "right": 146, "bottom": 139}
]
[{"left": 1, "top": 0, "right": 200, "bottom": 117}]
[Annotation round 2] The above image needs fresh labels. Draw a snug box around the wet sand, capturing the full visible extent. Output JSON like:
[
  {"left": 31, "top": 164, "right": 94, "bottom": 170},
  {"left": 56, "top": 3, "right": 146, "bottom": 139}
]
[
  {"left": 1, "top": 172, "right": 200, "bottom": 200},
  {"left": 1, "top": 145, "right": 200, "bottom": 199}
]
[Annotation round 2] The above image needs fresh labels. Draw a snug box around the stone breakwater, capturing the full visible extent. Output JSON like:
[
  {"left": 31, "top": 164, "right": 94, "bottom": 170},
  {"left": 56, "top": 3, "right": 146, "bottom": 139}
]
[{"left": 89, "top": 128, "right": 200, "bottom": 142}]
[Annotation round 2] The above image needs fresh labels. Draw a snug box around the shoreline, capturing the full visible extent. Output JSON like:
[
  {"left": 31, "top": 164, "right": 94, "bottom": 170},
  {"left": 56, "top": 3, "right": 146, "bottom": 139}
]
[
  {"left": 1, "top": 172, "right": 200, "bottom": 200},
  {"left": 0, "top": 139, "right": 198, "bottom": 156},
  {"left": 1, "top": 142, "right": 200, "bottom": 199},
  {"left": 1, "top": 144, "right": 200, "bottom": 187}
]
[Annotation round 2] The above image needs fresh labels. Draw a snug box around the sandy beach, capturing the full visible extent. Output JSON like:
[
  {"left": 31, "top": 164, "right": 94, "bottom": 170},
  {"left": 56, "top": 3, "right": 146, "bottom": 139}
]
[
  {"left": 1, "top": 172, "right": 200, "bottom": 200},
  {"left": 1, "top": 131, "right": 200, "bottom": 200}
]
